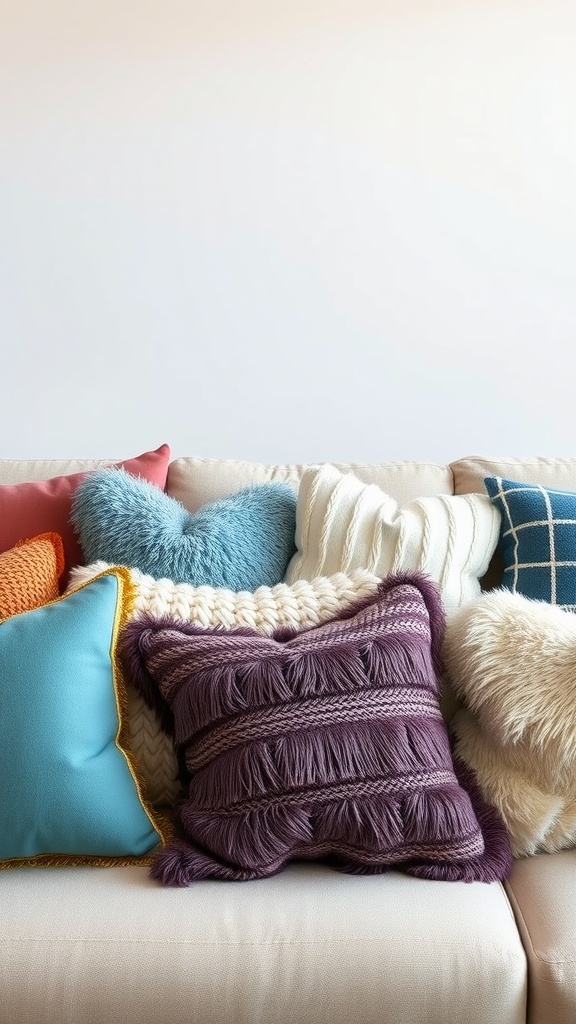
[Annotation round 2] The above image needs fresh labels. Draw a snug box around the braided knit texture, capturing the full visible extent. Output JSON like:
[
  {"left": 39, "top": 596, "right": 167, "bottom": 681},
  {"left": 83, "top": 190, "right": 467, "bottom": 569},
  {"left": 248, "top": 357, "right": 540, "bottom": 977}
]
[
  {"left": 69, "top": 562, "right": 382, "bottom": 807},
  {"left": 0, "top": 533, "right": 64, "bottom": 620},
  {"left": 121, "top": 572, "right": 512, "bottom": 886}
]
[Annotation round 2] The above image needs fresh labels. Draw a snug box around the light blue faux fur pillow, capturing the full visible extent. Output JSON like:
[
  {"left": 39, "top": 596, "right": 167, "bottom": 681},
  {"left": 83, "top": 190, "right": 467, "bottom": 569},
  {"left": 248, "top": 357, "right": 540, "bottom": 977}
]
[{"left": 70, "top": 468, "right": 297, "bottom": 590}]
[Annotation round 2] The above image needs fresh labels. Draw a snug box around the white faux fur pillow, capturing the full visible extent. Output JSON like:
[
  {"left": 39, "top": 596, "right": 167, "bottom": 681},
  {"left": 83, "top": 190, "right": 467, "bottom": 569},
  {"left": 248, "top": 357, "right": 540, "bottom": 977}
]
[
  {"left": 68, "top": 562, "right": 381, "bottom": 807},
  {"left": 285, "top": 464, "right": 500, "bottom": 614},
  {"left": 444, "top": 589, "right": 576, "bottom": 857}
]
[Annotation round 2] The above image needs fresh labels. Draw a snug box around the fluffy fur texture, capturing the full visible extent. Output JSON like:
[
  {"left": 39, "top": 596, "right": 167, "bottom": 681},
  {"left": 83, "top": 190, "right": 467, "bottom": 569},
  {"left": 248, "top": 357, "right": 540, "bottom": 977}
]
[
  {"left": 444, "top": 588, "right": 576, "bottom": 856},
  {"left": 68, "top": 564, "right": 382, "bottom": 808},
  {"left": 71, "top": 468, "right": 297, "bottom": 590},
  {"left": 121, "top": 572, "right": 511, "bottom": 886}
]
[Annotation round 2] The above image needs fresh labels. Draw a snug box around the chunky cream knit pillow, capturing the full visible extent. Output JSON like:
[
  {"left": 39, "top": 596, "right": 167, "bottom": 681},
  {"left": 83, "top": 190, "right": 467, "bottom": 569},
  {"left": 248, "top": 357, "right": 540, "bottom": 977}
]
[
  {"left": 68, "top": 562, "right": 381, "bottom": 807},
  {"left": 285, "top": 464, "right": 500, "bottom": 615}
]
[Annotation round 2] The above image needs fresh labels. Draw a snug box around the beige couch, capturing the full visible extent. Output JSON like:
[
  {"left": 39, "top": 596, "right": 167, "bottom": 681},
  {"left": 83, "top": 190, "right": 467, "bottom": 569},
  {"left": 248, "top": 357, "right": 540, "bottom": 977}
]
[{"left": 2, "top": 452, "right": 576, "bottom": 1024}]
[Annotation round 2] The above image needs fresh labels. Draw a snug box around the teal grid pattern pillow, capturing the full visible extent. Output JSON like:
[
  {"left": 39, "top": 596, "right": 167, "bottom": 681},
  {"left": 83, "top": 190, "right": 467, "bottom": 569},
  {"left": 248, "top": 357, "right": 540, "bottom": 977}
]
[{"left": 484, "top": 476, "right": 576, "bottom": 610}]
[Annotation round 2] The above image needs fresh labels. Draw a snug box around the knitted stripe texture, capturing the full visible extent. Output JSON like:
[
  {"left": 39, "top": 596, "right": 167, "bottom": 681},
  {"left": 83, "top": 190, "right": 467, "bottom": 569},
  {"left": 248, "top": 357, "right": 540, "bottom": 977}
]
[
  {"left": 0, "top": 533, "right": 64, "bottom": 620},
  {"left": 69, "top": 562, "right": 382, "bottom": 807},
  {"left": 121, "top": 572, "right": 512, "bottom": 886}
]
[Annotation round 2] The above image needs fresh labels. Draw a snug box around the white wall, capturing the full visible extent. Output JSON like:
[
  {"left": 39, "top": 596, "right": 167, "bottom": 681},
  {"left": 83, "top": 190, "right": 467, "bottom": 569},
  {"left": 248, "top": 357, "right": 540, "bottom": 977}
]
[{"left": 1, "top": 0, "right": 575, "bottom": 462}]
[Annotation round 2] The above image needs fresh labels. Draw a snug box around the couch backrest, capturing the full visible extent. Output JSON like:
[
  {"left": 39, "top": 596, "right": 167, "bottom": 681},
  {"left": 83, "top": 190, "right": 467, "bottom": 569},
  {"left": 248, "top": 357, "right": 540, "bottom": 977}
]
[
  {"left": 4, "top": 454, "right": 576, "bottom": 496},
  {"left": 451, "top": 456, "right": 576, "bottom": 495},
  {"left": 0, "top": 457, "right": 120, "bottom": 485},
  {"left": 4, "top": 453, "right": 576, "bottom": 596},
  {"left": 0, "top": 455, "right": 455, "bottom": 503},
  {"left": 166, "top": 456, "right": 454, "bottom": 509}
]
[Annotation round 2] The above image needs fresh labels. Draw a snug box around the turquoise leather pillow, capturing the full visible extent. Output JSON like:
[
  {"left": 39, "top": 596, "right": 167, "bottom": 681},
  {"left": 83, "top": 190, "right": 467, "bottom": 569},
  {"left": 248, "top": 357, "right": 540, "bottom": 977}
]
[
  {"left": 0, "top": 568, "right": 170, "bottom": 868},
  {"left": 71, "top": 468, "right": 297, "bottom": 589}
]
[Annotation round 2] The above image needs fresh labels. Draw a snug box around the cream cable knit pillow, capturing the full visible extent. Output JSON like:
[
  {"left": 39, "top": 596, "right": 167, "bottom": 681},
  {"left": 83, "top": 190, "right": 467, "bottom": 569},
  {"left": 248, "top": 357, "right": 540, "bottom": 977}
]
[
  {"left": 68, "top": 562, "right": 381, "bottom": 807},
  {"left": 285, "top": 464, "right": 501, "bottom": 615}
]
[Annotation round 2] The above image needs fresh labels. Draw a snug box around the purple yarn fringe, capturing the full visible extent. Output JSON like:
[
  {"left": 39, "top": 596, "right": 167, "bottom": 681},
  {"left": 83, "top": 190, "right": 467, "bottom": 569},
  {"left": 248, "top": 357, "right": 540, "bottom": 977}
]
[{"left": 121, "top": 572, "right": 512, "bottom": 887}]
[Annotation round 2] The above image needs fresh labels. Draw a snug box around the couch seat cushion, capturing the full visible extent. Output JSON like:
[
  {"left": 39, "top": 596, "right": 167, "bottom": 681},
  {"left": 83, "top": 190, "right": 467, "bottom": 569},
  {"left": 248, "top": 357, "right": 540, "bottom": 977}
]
[
  {"left": 505, "top": 851, "right": 576, "bottom": 1024},
  {"left": 0, "top": 863, "right": 526, "bottom": 1024}
]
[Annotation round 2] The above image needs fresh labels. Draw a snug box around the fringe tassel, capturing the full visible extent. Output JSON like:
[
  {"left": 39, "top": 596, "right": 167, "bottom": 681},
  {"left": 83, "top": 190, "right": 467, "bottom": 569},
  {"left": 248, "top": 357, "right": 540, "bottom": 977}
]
[
  {"left": 401, "top": 785, "right": 479, "bottom": 845},
  {"left": 179, "top": 803, "right": 313, "bottom": 872},
  {"left": 187, "top": 717, "right": 453, "bottom": 810},
  {"left": 122, "top": 603, "right": 439, "bottom": 740},
  {"left": 313, "top": 793, "right": 404, "bottom": 851}
]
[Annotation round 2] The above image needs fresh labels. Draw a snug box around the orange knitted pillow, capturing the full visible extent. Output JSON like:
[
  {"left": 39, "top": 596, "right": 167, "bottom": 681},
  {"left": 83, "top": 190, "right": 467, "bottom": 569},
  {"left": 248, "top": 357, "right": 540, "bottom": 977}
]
[{"left": 0, "top": 533, "right": 65, "bottom": 619}]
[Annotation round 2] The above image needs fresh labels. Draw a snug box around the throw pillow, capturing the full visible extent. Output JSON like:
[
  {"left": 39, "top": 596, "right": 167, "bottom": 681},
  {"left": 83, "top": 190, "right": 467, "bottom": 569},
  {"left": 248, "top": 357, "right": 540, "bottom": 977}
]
[
  {"left": 0, "top": 533, "right": 64, "bottom": 619},
  {"left": 444, "top": 589, "right": 576, "bottom": 857},
  {"left": 69, "top": 561, "right": 382, "bottom": 632},
  {"left": 0, "top": 444, "right": 170, "bottom": 582},
  {"left": 0, "top": 567, "right": 170, "bottom": 868},
  {"left": 484, "top": 476, "right": 576, "bottom": 609},
  {"left": 70, "top": 561, "right": 382, "bottom": 807},
  {"left": 285, "top": 464, "right": 500, "bottom": 614},
  {"left": 121, "top": 573, "right": 512, "bottom": 886},
  {"left": 71, "top": 468, "right": 297, "bottom": 589}
]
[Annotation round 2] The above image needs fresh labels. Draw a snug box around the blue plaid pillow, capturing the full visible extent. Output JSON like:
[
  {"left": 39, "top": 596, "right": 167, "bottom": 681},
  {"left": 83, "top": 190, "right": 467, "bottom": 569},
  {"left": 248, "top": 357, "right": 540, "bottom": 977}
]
[{"left": 484, "top": 476, "right": 576, "bottom": 610}]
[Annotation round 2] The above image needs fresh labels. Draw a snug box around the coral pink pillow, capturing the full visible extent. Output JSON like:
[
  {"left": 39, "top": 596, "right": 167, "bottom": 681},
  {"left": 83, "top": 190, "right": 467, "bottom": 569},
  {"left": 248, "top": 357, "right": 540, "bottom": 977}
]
[{"left": 0, "top": 445, "right": 170, "bottom": 582}]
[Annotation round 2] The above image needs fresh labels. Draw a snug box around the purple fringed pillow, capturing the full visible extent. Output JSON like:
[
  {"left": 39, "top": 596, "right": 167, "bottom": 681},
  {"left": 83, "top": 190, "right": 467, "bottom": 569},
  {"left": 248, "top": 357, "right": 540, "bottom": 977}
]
[{"left": 121, "top": 572, "right": 512, "bottom": 886}]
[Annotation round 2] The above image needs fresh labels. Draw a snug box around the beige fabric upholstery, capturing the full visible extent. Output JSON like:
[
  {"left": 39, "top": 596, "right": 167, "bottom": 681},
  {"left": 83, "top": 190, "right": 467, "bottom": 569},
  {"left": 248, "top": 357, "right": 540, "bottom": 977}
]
[
  {"left": 167, "top": 456, "right": 455, "bottom": 510},
  {"left": 451, "top": 457, "right": 576, "bottom": 496},
  {"left": 1, "top": 864, "right": 526, "bottom": 1024},
  {"left": 0, "top": 457, "right": 119, "bottom": 485},
  {"left": 505, "top": 852, "right": 576, "bottom": 1024}
]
